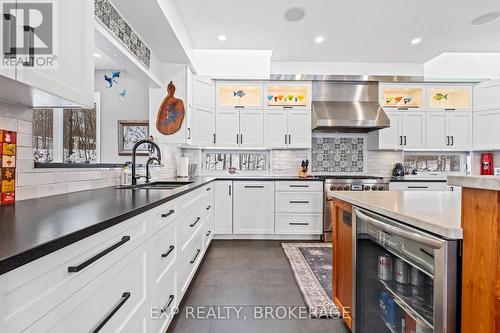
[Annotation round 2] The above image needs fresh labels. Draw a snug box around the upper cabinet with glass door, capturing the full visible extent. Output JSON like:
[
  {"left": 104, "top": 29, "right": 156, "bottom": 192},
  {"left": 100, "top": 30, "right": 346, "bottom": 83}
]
[
  {"left": 426, "top": 85, "right": 472, "bottom": 111},
  {"left": 379, "top": 84, "right": 424, "bottom": 111},
  {"left": 216, "top": 82, "right": 263, "bottom": 109},
  {"left": 264, "top": 82, "right": 312, "bottom": 110}
]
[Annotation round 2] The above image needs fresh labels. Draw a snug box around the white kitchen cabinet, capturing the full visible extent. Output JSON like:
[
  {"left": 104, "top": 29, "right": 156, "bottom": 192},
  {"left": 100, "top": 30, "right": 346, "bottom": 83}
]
[
  {"left": 426, "top": 85, "right": 472, "bottom": 111},
  {"left": 15, "top": 0, "right": 94, "bottom": 108},
  {"left": 214, "top": 181, "right": 233, "bottom": 235},
  {"left": 192, "top": 104, "right": 216, "bottom": 146},
  {"left": 379, "top": 84, "right": 425, "bottom": 111},
  {"left": 449, "top": 112, "right": 472, "bottom": 150},
  {"left": 216, "top": 109, "right": 240, "bottom": 147},
  {"left": 264, "top": 110, "right": 288, "bottom": 148},
  {"left": 264, "top": 82, "right": 312, "bottom": 110},
  {"left": 263, "top": 109, "right": 311, "bottom": 149},
  {"left": 24, "top": 243, "right": 149, "bottom": 333},
  {"left": 425, "top": 112, "right": 472, "bottom": 150},
  {"left": 473, "top": 80, "right": 500, "bottom": 150},
  {"left": 426, "top": 112, "right": 449, "bottom": 149},
  {"left": 185, "top": 67, "right": 193, "bottom": 145},
  {"left": 215, "top": 109, "right": 264, "bottom": 147},
  {"left": 369, "top": 112, "right": 403, "bottom": 150},
  {"left": 216, "top": 81, "right": 263, "bottom": 109},
  {"left": 233, "top": 181, "right": 275, "bottom": 235},
  {"left": 240, "top": 109, "right": 264, "bottom": 147},
  {"left": 401, "top": 112, "right": 426, "bottom": 149}
]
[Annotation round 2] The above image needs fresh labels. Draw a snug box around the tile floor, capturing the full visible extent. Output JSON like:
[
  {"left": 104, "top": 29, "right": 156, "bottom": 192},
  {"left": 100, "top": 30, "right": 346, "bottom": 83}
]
[{"left": 167, "top": 240, "right": 350, "bottom": 333}]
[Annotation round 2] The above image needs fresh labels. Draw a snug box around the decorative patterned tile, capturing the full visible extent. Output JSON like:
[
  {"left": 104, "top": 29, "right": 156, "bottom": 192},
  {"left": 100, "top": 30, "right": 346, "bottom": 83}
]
[
  {"left": 312, "top": 137, "right": 364, "bottom": 173},
  {"left": 94, "top": 0, "right": 151, "bottom": 68}
]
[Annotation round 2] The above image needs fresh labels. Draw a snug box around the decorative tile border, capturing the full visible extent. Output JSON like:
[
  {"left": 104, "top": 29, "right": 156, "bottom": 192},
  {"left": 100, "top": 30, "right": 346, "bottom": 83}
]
[
  {"left": 94, "top": 0, "right": 151, "bottom": 68},
  {"left": 311, "top": 137, "right": 364, "bottom": 173}
]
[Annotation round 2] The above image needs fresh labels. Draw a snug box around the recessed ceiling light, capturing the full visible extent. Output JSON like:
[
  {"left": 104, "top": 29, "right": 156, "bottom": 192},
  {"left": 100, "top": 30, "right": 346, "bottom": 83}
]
[
  {"left": 314, "top": 36, "right": 324, "bottom": 44},
  {"left": 218, "top": 35, "right": 227, "bottom": 41},
  {"left": 93, "top": 52, "right": 101, "bottom": 58},
  {"left": 471, "top": 11, "right": 500, "bottom": 25},
  {"left": 411, "top": 37, "right": 422, "bottom": 45},
  {"left": 284, "top": 7, "right": 306, "bottom": 22}
]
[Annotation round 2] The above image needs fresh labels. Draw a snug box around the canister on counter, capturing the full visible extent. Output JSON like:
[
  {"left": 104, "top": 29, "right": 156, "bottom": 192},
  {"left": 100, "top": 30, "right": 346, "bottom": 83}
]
[
  {"left": 394, "top": 258, "right": 410, "bottom": 284},
  {"left": 378, "top": 254, "right": 394, "bottom": 281}
]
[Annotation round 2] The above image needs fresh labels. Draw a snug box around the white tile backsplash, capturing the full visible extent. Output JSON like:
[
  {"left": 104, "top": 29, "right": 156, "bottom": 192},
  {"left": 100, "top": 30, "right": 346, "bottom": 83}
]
[
  {"left": 366, "top": 150, "right": 403, "bottom": 177},
  {"left": 271, "top": 149, "right": 310, "bottom": 175}
]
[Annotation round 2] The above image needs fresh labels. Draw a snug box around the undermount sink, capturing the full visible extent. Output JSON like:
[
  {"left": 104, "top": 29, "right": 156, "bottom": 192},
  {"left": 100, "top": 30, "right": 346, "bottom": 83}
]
[{"left": 117, "top": 181, "right": 193, "bottom": 190}]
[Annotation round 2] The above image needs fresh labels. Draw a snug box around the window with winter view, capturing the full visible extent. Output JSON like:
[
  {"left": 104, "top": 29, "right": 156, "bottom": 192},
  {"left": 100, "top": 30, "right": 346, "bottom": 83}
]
[{"left": 33, "top": 107, "right": 99, "bottom": 164}]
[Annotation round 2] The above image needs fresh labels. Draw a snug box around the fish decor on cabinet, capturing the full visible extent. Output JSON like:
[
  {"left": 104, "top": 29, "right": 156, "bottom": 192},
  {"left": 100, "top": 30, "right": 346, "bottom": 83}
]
[
  {"left": 277, "top": 95, "right": 284, "bottom": 101},
  {"left": 385, "top": 96, "right": 394, "bottom": 104},
  {"left": 403, "top": 97, "right": 412, "bottom": 104},
  {"left": 394, "top": 96, "right": 403, "bottom": 104},
  {"left": 104, "top": 71, "right": 121, "bottom": 88},
  {"left": 267, "top": 95, "right": 274, "bottom": 101},
  {"left": 287, "top": 95, "right": 294, "bottom": 101},
  {"left": 297, "top": 95, "right": 304, "bottom": 101},
  {"left": 433, "top": 93, "right": 448, "bottom": 101},
  {"left": 156, "top": 81, "right": 185, "bottom": 135}
]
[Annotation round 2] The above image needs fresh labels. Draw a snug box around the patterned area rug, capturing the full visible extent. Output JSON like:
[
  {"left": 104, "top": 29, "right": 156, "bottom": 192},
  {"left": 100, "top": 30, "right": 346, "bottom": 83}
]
[{"left": 282, "top": 243, "right": 340, "bottom": 318}]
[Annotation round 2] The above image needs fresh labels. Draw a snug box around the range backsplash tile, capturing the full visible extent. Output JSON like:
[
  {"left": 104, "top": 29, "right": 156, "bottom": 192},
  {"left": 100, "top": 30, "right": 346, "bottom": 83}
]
[
  {"left": 311, "top": 137, "right": 364, "bottom": 173},
  {"left": 95, "top": 0, "right": 151, "bottom": 68}
]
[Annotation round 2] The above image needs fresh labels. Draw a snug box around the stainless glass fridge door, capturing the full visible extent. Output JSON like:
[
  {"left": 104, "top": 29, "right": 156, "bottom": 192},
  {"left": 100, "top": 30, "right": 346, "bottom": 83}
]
[{"left": 352, "top": 208, "right": 459, "bottom": 333}]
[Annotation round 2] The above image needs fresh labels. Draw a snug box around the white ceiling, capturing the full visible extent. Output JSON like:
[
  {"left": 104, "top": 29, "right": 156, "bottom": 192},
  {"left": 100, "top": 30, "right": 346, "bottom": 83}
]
[{"left": 172, "top": 0, "right": 500, "bottom": 63}]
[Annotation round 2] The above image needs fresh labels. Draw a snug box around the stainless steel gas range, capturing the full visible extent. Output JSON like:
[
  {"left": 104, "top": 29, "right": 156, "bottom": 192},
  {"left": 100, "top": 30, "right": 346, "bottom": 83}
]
[{"left": 320, "top": 176, "right": 389, "bottom": 241}]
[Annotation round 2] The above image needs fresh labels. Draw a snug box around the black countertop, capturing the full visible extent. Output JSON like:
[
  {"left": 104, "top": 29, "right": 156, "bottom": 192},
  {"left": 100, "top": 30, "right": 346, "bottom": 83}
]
[{"left": 0, "top": 176, "right": 322, "bottom": 275}]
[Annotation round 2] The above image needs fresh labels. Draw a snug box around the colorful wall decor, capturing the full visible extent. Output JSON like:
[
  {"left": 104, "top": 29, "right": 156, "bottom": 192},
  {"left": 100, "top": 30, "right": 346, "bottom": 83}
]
[
  {"left": 156, "top": 81, "right": 185, "bottom": 135},
  {"left": 1, "top": 129, "right": 16, "bottom": 205}
]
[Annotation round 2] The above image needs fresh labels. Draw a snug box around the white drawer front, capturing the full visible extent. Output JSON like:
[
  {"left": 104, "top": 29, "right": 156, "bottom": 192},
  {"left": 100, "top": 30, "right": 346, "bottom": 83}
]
[
  {"left": 178, "top": 232, "right": 204, "bottom": 298},
  {"left": 24, "top": 243, "right": 149, "bottom": 333},
  {"left": 203, "top": 210, "right": 215, "bottom": 250},
  {"left": 178, "top": 203, "right": 207, "bottom": 253},
  {"left": 275, "top": 213, "right": 323, "bottom": 234},
  {"left": 389, "top": 182, "right": 448, "bottom": 191},
  {"left": 150, "top": 199, "right": 179, "bottom": 234},
  {"left": 150, "top": 268, "right": 177, "bottom": 333},
  {"left": 2, "top": 213, "right": 149, "bottom": 333},
  {"left": 275, "top": 192, "right": 323, "bottom": 213},
  {"left": 150, "top": 220, "right": 177, "bottom": 294},
  {"left": 275, "top": 181, "right": 323, "bottom": 192}
]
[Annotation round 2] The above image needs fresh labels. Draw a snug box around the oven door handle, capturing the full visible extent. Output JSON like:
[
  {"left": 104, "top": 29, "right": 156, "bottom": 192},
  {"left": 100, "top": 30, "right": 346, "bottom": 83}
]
[{"left": 354, "top": 208, "right": 443, "bottom": 249}]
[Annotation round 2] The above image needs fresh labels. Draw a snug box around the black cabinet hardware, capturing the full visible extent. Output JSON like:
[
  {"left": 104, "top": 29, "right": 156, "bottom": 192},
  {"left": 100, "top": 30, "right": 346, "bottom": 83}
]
[
  {"left": 289, "top": 200, "right": 309, "bottom": 204},
  {"left": 235, "top": 105, "right": 245, "bottom": 109},
  {"left": 161, "top": 245, "right": 175, "bottom": 258},
  {"left": 206, "top": 187, "right": 212, "bottom": 191},
  {"left": 206, "top": 205, "right": 211, "bottom": 210},
  {"left": 190, "top": 249, "right": 201, "bottom": 264},
  {"left": 283, "top": 106, "right": 293, "bottom": 109},
  {"left": 244, "top": 185, "right": 264, "bottom": 189},
  {"left": 446, "top": 136, "right": 450, "bottom": 146},
  {"left": 236, "top": 134, "right": 239, "bottom": 144},
  {"left": 187, "top": 128, "right": 191, "bottom": 140},
  {"left": 408, "top": 186, "right": 429, "bottom": 189},
  {"left": 228, "top": 185, "right": 231, "bottom": 196},
  {"left": 285, "top": 134, "right": 287, "bottom": 145},
  {"left": 161, "top": 295, "right": 175, "bottom": 313},
  {"left": 190, "top": 217, "right": 201, "bottom": 227},
  {"left": 92, "top": 292, "right": 131, "bottom": 333},
  {"left": 398, "top": 107, "right": 408, "bottom": 111},
  {"left": 444, "top": 108, "right": 456, "bottom": 111},
  {"left": 240, "top": 134, "right": 243, "bottom": 144},
  {"left": 289, "top": 222, "right": 309, "bottom": 226},
  {"left": 68, "top": 236, "right": 130, "bottom": 273},
  {"left": 451, "top": 136, "right": 454, "bottom": 146},
  {"left": 289, "top": 184, "right": 309, "bottom": 188},
  {"left": 161, "top": 209, "right": 175, "bottom": 218},
  {"left": 213, "top": 133, "right": 216, "bottom": 144},
  {"left": 206, "top": 230, "right": 211, "bottom": 236},
  {"left": 400, "top": 136, "right": 403, "bottom": 145},
  {"left": 288, "top": 134, "right": 291, "bottom": 145},
  {"left": 403, "top": 136, "right": 407, "bottom": 145}
]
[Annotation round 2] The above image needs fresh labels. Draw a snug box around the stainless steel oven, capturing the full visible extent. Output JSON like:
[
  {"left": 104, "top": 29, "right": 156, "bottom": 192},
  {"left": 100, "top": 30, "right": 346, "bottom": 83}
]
[{"left": 353, "top": 208, "right": 460, "bottom": 333}]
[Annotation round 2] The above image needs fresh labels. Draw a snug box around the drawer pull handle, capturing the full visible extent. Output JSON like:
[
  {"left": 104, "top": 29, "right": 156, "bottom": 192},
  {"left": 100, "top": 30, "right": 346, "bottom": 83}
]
[
  {"left": 68, "top": 236, "right": 130, "bottom": 273},
  {"left": 289, "top": 185, "right": 309, "bottom": 188},
  {"left": 289, "top": 222, "right": 310, "bottom": 226},
  {"left": 206, "top": 205, "right": 211, "bottom": 210},
  {"left": 206, "top": 187, "right": 212, "bottom": 191},
  {"left": 190, "top": 249, "right": 201, "bottom": 264},
  {"left": 190, "top": 217, "right": 201, "bottom": 227},
  {"left": 244, "top": 185, "right": 264, "bottom": 189},
  {"left": 92, "top": 292, "right": 131, "bottom": 333},
  {"left": 206, "top": 230, "right": 211, "bottom": 236},
  {"left": 161, "top": 245, "right": 175, "bottom": 258},
  {"left": 161, "top": 295, "right": 175, "bottom": 313},
  {"left": 161, "top": 209, "right": 175, "bottom": 218},
  {"left": 408, "top": 186, "right": 429, "bottom": 189},
  {"left": 289, "top": 200, "right": 309, "bottom": 204}
]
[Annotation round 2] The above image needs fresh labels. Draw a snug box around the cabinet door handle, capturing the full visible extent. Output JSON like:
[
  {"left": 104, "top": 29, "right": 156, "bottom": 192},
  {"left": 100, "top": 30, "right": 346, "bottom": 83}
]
[
  {"left": 451, "top": 136, "right": 454, "bottom": 146},
  {"left": 289, "top": 222, "right": 309, "bottom": 226},
  {"left": 288, "top": 134, "right": 291, "bottom": 145},
  {"left": 289, "top": 200, "right": 310, "bottom": 204},
  {"left": 445, "top": 108, "right": 456, "bottom": 111},
  {"left": 206, "top": 187, "right": 212, "bottom": 191},
  {"left": 206, "top": 230, "right": 211, "bottom": 236},
  {"left": 190, "top": 249, "right": 201, "bottom": 264},
  {"left": 92, "top": 292, "right": 131, "bottom": 333},
  {"left": 236, "top": 134, "right": 239, "bottom": 144},
  {"left": 398, "top": 107, "right": 408, "bottom": 111},
  {"left": 400, "top": 136, "right": 403, "bottom": 145},
  {"left": 404, "top": 136, "right": 407, "bottom": 145},
  {"left": 240, "top": 134, "right": 243, "bottom": 144},
  {"left": 289, "top": 184, "right": 309, "bottom": 188},
  {"left": 235, "top": 106, "right": 245, "bottom": 109},
  {"left": 190, "top": 217, "right": 201, "bottom": 227},
  {"left": 408, "top": 186, "right": 429, "bottom": 189},
  {"left": 446, "top": 136, "right": 450, "bottom": 146},
  {"left": 187, "top": 128, "right": 191, "bottom": 140},
  {"left": 285, "top": 134, "right": 288, "bottom": 145},
  {"left": 283, "top": 106, "right": 293, "bottom": 109},
  {"left": 161, "top": 209, "right": 175, "bottom": 218},
  {"left": 161, "top": 295, "right": 175, "bottom": 313},
  {"left": 68, "top": 236, "right": 130, "bottom": 273},
  {"left": 206, "top": 205, "right": 211, "bottom": 210},
  {"left": 229, "top": 185, "right": 231, "bottom": 196},
  {"left": 244, "top": 185, "right": 264, "bottom": 189},
  {"left": 213, "top": 133, "right": 216, "bottom": 144},
  {"left": 161, "top": 245, "right": 175, "bottom": 258}
]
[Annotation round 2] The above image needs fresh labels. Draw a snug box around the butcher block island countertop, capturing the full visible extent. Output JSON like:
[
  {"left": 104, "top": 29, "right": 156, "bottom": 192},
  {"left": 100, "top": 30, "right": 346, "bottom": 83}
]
[{"left": 329, "top": 191, "right": 463, "bottom": 239}]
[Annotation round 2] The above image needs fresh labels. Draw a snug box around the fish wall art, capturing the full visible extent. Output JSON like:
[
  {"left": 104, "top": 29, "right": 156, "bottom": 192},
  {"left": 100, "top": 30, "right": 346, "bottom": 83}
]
[
  {"left": 156, "top": 81, "right": 185, "bottom": 135},
  {"left": 433, "top": 93, "right": 448, "bottom": 101}
]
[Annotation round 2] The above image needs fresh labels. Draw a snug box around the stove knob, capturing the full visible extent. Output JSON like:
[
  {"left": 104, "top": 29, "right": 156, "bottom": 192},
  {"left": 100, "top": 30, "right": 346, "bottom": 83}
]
[
  {"left": 378, "top": 186, "right": 385, "bottom": 191},
  {"left": 364, "top": 186, "right": 370, "bottom": 191},
  {"left": 344, "top": 186, "right": 350, "bottom": 191},
  {"left": 371, "top": 186, "right": 377, "bottom": 191},
  {"left": 330, "top": 185, "right": 336, "bottom": 191}
]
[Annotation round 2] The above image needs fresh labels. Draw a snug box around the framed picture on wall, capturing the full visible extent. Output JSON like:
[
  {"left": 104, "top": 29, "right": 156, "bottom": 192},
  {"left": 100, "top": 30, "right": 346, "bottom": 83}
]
[{"left": 117, "top": 120, "right": 149, "bottom": 156}]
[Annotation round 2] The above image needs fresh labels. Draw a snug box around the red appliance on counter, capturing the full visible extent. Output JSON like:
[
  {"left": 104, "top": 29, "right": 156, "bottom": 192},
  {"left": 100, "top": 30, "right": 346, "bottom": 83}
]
[{"left": 481, "top": 153, "right": 494, "bottom": 175}]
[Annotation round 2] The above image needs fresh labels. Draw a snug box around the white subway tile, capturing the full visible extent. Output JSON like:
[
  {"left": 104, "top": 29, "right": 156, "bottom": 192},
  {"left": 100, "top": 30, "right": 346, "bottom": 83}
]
[
  {"left": 17, "top": 172, "right": 54, "bottom": 186},
  {"left": 37, "top": 183, "right": 68, "bottom": 197},
  {"left": 15, "top": 185, "right": 38, "bottom": 200},
  {"left": 16, "top": 147, "right": 33, "bottom": 160},
  {"left": 67, "top": 181, "right": 92, "bottom": 193},
  {"left": 17, "top": 133, "right": 32, "bottom": 147},
  {"left": 16, "top": 159, "right": 34, "bottom": 172},
  {"left": 17, "top": 120, "right": 32, "bottom": 134},
  {"left": 0, "top": 117, "right": 18, "bottom": 132}
]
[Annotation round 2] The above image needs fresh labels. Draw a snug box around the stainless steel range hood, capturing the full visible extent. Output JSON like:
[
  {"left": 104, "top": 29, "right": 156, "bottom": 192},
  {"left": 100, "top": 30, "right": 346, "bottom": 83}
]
[{"left": 311, "top": 81, "right": 390, "bottom": 132}]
